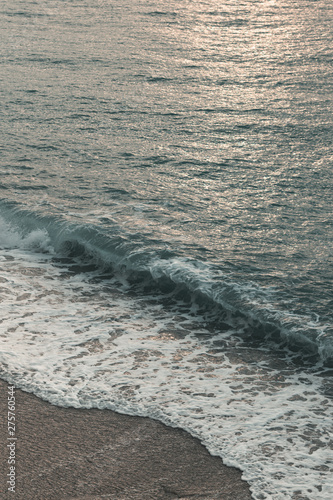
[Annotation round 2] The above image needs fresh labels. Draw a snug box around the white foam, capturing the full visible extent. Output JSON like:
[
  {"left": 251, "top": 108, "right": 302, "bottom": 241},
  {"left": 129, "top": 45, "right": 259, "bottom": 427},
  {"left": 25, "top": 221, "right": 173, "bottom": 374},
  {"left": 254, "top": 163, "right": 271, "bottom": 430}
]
[
  {"left": 0, "top": 248, "right": 332, "bottom": 499},
  {"left": 0, "top": 216, "right": 54, "bottom": 253}
]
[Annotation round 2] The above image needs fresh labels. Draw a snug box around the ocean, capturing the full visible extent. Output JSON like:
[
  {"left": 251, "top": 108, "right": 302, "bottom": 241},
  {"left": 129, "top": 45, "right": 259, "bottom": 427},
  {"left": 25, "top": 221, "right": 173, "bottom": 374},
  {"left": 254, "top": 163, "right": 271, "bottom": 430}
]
[{"left": 1, "top": 0, "right": 332, "bottom": 498}]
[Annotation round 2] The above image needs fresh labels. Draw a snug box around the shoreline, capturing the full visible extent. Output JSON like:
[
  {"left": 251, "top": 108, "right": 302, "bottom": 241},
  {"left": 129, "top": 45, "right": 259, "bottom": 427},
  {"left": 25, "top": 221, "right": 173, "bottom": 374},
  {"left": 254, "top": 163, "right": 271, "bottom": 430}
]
[{"left": 1, "top": 378, "right": 252, "bottom": 499}]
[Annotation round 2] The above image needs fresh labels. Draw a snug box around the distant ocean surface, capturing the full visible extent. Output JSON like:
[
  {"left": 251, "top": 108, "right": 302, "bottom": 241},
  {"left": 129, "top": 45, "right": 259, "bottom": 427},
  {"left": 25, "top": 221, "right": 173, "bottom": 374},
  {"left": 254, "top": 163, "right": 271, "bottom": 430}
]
[{"left": 1, "top": 1, "right": 332, "bottom": 498}]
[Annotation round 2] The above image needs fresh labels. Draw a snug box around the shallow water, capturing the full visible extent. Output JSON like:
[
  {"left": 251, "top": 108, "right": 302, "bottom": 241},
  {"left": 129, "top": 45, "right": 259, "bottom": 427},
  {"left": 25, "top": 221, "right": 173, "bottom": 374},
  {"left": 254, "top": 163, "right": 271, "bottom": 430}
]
[{"left": 1, "top": 1, "right": 333, "bottom": 498}]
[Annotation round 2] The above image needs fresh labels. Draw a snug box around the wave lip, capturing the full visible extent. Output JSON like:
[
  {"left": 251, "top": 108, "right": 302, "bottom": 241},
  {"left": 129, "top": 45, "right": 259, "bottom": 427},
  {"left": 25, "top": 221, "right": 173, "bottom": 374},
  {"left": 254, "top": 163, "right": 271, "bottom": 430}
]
[{"left": 0, "top": 203, "right": 332, "bottom": 366}]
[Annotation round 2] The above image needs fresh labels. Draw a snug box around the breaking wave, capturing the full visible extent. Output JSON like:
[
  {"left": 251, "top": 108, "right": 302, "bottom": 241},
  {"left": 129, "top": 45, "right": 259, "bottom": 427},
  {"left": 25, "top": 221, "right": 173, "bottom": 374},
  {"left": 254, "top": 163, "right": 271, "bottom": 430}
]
[{"left": 0, "top": 201, "right": 332, "bottom": 366}]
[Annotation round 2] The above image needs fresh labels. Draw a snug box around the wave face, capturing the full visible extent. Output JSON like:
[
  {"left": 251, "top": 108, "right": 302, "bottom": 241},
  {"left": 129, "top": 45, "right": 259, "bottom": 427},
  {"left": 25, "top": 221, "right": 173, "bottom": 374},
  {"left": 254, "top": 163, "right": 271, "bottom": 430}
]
[
  {"left": 1, "top": 0, "right": 333, "bottom": 498},
  {"left": 1, "top": 206, "right": 332, "bottom": 367}
]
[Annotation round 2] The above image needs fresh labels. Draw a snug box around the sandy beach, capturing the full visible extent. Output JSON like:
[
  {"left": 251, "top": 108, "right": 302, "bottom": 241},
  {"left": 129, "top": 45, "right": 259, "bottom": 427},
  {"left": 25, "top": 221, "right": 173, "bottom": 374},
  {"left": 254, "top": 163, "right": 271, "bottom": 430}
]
[{"left": 1, "top": 379, "right": 252, "bottom": 499}]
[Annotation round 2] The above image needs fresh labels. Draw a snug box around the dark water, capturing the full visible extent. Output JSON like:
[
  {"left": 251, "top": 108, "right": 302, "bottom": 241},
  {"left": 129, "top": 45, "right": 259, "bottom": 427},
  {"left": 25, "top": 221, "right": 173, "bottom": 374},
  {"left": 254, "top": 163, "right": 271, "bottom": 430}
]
[{"left": 1, "top": 1, "right": 332, "bottom": 498}]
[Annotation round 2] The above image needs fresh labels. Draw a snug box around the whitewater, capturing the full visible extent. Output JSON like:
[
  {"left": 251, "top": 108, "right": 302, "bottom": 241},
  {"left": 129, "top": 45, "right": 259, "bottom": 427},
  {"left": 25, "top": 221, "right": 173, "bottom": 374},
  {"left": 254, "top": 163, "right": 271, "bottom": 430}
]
[{"left": 1, "top": 0, "right": 332, "bottom": 498}]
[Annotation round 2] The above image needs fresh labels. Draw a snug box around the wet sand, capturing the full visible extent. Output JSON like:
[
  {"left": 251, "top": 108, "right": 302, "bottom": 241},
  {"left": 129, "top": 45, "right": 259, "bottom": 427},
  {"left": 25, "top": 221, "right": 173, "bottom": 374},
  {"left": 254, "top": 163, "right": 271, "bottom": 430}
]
[{"left": 1, "top": 379, "right": 252, "bottom": 499}]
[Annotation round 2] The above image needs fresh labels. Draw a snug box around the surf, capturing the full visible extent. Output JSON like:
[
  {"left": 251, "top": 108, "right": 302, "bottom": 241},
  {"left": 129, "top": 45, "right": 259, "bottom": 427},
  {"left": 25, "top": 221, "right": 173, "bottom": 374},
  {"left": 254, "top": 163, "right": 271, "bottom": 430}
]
[{"left": 1, "top": 202, "right": 332, "bottom": 367}]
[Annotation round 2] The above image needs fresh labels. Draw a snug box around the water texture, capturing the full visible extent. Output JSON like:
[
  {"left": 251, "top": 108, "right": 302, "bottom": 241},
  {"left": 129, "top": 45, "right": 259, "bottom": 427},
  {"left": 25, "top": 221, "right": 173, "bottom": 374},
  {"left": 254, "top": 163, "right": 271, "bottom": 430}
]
[{"left": 1, "top": 1, "right": 332, "bottom": 499}]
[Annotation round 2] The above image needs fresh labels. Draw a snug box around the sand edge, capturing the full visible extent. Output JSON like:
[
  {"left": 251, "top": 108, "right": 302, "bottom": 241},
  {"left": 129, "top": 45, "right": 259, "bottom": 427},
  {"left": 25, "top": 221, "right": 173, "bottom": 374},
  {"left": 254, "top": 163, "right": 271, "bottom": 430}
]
[{"left": 1, "top": 378, "right": 252, "bottom": 499}]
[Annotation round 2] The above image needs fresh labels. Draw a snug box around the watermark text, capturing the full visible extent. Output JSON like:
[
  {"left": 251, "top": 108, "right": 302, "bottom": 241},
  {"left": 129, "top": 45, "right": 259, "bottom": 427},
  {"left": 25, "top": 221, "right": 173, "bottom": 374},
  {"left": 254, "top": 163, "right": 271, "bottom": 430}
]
[{"left": 7, "top": 385, "right": 16, "bottom": 493}]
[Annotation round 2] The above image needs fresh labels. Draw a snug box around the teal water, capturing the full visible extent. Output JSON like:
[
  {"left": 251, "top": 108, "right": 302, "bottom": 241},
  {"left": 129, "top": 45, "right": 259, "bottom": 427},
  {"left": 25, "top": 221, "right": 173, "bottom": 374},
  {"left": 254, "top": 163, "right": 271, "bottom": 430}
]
[{"left": 1, "top": 1, "right": 332, "bottom": 498}]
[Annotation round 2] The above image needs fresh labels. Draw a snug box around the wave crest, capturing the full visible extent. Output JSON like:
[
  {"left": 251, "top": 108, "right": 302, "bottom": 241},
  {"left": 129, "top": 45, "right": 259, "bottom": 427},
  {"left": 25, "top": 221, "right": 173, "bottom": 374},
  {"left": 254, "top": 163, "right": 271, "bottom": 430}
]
[{"left": 0, "top": 203, "right": 332, "bottom": 366}]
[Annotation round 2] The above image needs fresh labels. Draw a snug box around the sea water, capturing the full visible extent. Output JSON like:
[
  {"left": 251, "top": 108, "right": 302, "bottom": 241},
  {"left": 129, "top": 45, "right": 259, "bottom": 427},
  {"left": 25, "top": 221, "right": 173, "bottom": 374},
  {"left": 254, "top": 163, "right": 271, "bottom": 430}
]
[{"left": 1, "top": 1, "right": 332, "bottom": 498}]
